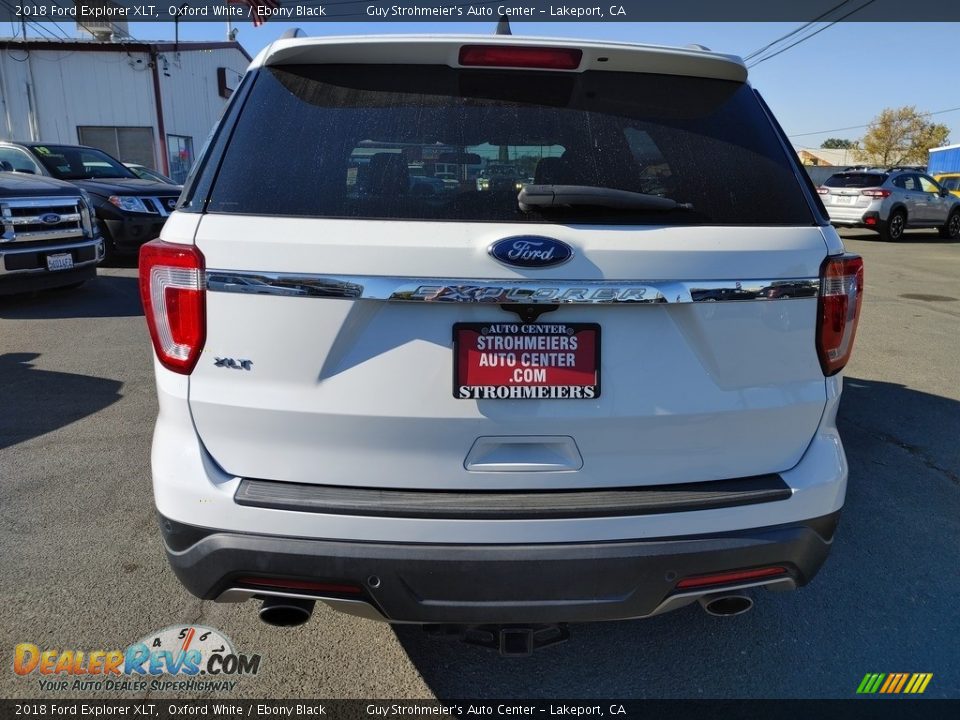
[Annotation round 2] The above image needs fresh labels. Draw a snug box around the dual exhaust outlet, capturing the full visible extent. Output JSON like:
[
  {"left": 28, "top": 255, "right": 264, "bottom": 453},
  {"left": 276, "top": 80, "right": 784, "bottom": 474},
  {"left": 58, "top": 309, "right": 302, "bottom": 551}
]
[{"left": 255, "top": 592, "right": 754, "bottom": 633}]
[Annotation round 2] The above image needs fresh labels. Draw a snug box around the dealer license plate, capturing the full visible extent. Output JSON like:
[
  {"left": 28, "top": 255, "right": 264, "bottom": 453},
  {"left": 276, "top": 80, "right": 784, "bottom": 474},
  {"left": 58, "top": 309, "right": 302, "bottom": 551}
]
[
  {"left": 46, "top": 253, "right": 74, "bottom": 271},
  {"left": 454, "top": 322, "right": 600, "bottom": 400}
]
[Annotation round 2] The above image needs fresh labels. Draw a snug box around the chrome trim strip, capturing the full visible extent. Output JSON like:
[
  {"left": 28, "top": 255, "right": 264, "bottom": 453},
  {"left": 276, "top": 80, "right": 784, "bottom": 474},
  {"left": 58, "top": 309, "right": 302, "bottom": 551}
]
[
  {"left": 10, "top": 212, "right": 81, "bottom": 226},
  {"left": 205, "top": 271, "right": 820, "bottom": 304},
  {"left": 0, "top": 196, "right": 84, "bottom": 208},
  {"left": 4, "top": 227, "right": 85, "bottom": 243}
]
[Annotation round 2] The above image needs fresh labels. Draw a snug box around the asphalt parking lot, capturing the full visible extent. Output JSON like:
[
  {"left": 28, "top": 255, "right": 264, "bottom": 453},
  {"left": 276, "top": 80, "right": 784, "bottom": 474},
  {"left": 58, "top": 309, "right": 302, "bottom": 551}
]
[{"left": 1, "top": 229, "right": 958, "bottom": 700}]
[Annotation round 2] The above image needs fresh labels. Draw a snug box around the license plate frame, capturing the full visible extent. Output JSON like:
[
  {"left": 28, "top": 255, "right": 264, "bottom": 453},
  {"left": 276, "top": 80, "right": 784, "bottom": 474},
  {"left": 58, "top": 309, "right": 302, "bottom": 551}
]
[
  {"left": 45, "top": 252, "right": 74, "bottom": 271},
  {"left": 453, "top": 322, "right": 601, "bottom": 400}
]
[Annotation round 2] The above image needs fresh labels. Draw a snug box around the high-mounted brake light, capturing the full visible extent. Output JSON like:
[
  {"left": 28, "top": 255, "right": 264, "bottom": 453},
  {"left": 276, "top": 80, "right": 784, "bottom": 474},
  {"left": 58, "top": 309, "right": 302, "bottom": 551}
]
[
  {"left": 139, "top": 239, "right": 206, "bottom": 375},
  {"left": 458, "top": 45, "right": 583, "bottom": 70},
  {"left": 861, "top": 188, "right": 892, "bottom": 198},
  {"left": 817, "top": 254, "right": 864, "bottom": 376}
]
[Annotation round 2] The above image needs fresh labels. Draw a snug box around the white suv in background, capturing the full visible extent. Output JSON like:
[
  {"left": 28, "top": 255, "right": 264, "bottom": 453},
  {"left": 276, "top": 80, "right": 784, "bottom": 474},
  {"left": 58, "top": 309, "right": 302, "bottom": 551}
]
[
  {"left": 140, "top": 34, "right": 863, "bottom": 654},
  {"left": 819, "top": 168, "right": 960, "bottom": 242}
]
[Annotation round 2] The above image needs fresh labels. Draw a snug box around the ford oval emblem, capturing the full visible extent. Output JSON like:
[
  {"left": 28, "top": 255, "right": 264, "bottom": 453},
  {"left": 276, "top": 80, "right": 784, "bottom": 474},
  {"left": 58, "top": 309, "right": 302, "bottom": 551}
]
[
  {"left": 39, "top": 213, "right": 61, "bottom": 225},
  {"left": 488, "top": 236, "right": 573, "bottom": 269}
]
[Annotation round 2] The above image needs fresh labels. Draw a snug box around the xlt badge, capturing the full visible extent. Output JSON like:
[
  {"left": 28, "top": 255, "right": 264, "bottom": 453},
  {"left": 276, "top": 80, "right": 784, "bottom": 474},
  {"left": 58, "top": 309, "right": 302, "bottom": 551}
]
[{"left": 214, "top": 358, "right": 252, "bottom": 370}]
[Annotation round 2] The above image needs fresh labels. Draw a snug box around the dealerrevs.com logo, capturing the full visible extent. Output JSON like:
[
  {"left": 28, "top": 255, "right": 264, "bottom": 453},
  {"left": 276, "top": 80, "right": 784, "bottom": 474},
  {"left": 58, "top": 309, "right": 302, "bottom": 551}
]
[{"left": 13, "top": 625, "right": 261, "bottom": 693}]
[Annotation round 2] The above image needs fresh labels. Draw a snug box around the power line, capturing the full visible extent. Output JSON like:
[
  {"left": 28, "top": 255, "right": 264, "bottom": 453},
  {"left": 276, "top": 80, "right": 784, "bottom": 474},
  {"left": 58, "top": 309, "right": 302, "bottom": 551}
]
[
  {"left": 743, "top": 0, "right": 855, "bottom": 61},
  {"left": 747, "top": 0, "right": 880, "bottom": 68},
  {"left": 788, "top": 106, "right": 960, "bottom": 139}
]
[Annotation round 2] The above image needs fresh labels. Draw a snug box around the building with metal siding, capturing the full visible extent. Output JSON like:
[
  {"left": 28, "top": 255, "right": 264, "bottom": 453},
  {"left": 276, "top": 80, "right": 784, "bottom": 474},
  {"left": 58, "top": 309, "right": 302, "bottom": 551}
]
[{"left": 0, "top": 39, "right": 250, "bottom": 183}]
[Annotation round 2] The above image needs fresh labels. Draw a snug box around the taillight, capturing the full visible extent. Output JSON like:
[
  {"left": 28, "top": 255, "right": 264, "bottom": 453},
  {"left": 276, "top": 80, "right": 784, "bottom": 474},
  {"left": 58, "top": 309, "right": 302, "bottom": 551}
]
[
  {"left": 817, "top": 187, "right": 829, "bottom": 195},
  {"left": 817, "top": 254, "right": 864, "bottom": 376},
  {"left": 139, "top": 239, "right": 205, "bottom": 374},
  {"left": 458, "top": 45, "right": 583, "bottom": 70},
  {"left": 860, "top": 188, "right": 892, "bottom": 198}
]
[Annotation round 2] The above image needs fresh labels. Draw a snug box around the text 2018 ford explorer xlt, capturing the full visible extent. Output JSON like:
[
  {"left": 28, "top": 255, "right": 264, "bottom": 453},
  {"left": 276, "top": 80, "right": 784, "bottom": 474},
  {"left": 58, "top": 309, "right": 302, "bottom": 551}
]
[{"left": 140, "top": 35, "right": 862, "bottom": 651}]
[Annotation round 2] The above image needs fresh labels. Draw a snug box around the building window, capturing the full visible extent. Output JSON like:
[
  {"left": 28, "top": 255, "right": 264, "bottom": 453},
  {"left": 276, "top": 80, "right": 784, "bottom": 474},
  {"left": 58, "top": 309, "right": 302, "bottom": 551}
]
[
  {"left": 77, "top": 126, "right": 156, "bottom": 170},
  {"left": 167, "top": 135, "right": 194, "bottom": 185}
]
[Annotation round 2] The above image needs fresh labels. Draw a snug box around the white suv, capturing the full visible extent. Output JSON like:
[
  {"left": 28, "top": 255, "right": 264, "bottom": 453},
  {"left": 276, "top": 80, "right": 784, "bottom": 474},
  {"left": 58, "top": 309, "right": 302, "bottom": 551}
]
[{"left": 140, "top": 35, "right": 863, "bottom": 650}]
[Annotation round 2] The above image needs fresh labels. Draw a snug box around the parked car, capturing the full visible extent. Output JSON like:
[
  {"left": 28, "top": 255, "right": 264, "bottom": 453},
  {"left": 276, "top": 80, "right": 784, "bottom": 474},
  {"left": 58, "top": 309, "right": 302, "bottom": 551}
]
[
  {"left": 408, "top": 175, "right": 445, "bottom": 197},
  {"left": 124, "top": 163, "right": 179, "bottom": 186},
  {"left": 476, "top": 164, "right": 522, "bottom": 192},
  {"left": 933, "top": 172, "right": 960, "bottom": 198},
  {"left": 434, "top": 172, "right": 460, "bottom": 191},
  {"left": 0, "top": 168, "right": 103, "bottom": 294},
  {"left": 819, "top": 169, "right": 960, "bottom": 241},
  {"left": 0, "top": 142, "right": 181, "bottom": 258},
  {"left": 140, "top": 34, "right": 863, "bottom": 651}
]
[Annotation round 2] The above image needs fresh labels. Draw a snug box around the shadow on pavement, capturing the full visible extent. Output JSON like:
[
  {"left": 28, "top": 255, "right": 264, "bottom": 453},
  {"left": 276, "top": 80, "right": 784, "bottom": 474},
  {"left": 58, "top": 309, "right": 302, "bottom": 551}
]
[
  {"left": 393, "top": 377, "right": 960, "bottom": 698},
  {"left": 100, "top": 254, "right": 139, "bottom": 270},
  {"left": 0, "top": 352, "right": 124, "bottom": 450},
  {"left": 0, "top": 272, "right": 142, "bottom": 320}
]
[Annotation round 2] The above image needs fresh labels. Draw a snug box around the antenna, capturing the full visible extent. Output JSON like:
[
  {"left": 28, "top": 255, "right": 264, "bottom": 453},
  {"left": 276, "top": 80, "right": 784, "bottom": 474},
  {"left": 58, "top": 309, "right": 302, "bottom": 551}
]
[{"left": 496, "top": 15, "right": 512, "bottom": 35}]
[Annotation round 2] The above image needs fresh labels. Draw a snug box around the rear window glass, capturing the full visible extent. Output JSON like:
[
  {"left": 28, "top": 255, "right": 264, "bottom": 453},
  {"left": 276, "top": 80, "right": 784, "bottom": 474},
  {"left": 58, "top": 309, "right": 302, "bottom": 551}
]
[
  {"left": 824, "top": 173, "right": 887, "bottom": 188},
  {"left": 205, "top": 64, "right": 813, "bottom": 225}
]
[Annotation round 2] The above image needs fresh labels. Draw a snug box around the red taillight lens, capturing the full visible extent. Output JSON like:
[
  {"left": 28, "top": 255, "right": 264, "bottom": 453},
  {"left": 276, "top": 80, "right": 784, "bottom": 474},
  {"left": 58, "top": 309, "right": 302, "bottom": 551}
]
[
  {"left": 817, "top": 254, "right": 864, "bottom": 376},
  {"left": 676, "top": 566, "right": 787, "bottom": 590},
  {"left": 860, "top": 188, "right": 892, "bottom": 198},
  {"left": 458, "top": 45, "right": 583, "bottom": 70},
  {"left": 139, "top": 239, "right": 206, "bottom": 375},
  {"left": 817, "top": 187, "right": 829, "bottom": 195}
]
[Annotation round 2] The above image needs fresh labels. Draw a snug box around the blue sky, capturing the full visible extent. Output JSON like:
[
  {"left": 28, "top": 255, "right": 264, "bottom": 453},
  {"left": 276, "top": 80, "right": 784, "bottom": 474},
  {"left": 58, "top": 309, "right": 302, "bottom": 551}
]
[{"left": 107, "top": 21, "right": 960, "bottom": 148}]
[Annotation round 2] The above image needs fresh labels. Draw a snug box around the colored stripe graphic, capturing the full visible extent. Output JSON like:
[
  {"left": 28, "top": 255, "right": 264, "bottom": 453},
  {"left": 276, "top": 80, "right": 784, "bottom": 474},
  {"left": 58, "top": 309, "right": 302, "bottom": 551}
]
[{"left": 857, "top": 673, "right": 932, "bottom": 694}]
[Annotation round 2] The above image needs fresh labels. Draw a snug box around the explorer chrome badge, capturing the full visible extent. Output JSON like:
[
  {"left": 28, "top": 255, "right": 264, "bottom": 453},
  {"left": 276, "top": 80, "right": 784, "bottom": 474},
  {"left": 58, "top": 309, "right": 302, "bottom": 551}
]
[{"left": 488, "top": 236, "right": 573, "bottom": 268}]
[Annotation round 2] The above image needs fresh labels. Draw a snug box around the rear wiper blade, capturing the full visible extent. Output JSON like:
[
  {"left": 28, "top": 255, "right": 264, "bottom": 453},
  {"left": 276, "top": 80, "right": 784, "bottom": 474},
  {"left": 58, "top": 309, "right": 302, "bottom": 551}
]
[{"left": 518, "top": 184, "right": 693, "bottom": 213}]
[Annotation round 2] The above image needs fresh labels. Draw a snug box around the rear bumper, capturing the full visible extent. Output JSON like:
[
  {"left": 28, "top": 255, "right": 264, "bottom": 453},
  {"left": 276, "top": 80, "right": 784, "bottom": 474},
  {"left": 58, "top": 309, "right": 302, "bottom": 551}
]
[{"left": 161, "top": 512, "right": 839, "bottom": 624}]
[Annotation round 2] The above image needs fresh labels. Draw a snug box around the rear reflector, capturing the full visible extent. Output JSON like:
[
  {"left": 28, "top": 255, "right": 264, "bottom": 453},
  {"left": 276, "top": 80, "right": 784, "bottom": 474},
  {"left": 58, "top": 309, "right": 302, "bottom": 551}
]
[
  {"left": 676, "top": 566, "right": 787, "bottom": 589},
  {"left": 139, "top": 239, "right": 206, "bottom": 375},
  {"left": 459, "top": 45, "right": 583, "bottom": 70},
  {"left": 236, "top": 577, "right": 363, "bottom": 595},
  {"left": 817, "top": 254, "right": 864, "bottom": 376}
]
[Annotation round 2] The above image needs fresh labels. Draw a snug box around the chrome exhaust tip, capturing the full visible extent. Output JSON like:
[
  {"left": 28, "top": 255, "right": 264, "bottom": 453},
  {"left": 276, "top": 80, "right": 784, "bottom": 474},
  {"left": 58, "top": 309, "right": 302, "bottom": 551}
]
[
  {"left": 258, "top": 597, "right": 315, "bottom": 627},
  {"left": 699, "top": 593, "right": 753, "bottom": 617}
]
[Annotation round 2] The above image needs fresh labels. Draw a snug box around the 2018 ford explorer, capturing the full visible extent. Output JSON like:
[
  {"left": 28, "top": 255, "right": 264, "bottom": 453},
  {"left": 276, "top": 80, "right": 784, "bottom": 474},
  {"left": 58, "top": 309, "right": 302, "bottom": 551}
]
[{"left": 140, "top": 35, "right": 863, "bottom": 650}]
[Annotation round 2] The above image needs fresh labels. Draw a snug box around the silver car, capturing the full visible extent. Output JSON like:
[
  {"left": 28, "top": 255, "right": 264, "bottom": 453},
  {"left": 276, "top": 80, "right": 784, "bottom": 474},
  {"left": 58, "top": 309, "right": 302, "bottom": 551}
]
[{"left": 819, "top": 169, "right": 960, "bottom": 241}]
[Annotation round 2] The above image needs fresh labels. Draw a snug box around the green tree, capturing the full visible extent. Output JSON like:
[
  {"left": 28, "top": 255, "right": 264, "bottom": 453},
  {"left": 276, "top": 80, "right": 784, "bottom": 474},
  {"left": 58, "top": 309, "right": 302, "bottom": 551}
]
[
  {"left": 821, "top": 138, "right": 856, "bottom": 149},
  {"left": 856, "top": 107, "right": 950, "bottom": 166}
]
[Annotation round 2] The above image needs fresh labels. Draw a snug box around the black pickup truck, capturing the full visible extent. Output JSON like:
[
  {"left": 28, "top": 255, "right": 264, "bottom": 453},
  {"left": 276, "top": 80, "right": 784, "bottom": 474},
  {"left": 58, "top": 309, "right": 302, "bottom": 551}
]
[
  {"left": 0, "top": 171, "right": 103, "bottom": 294},
  {"left": 0, "top": 142, "right": 181, "bottom": 258}
]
